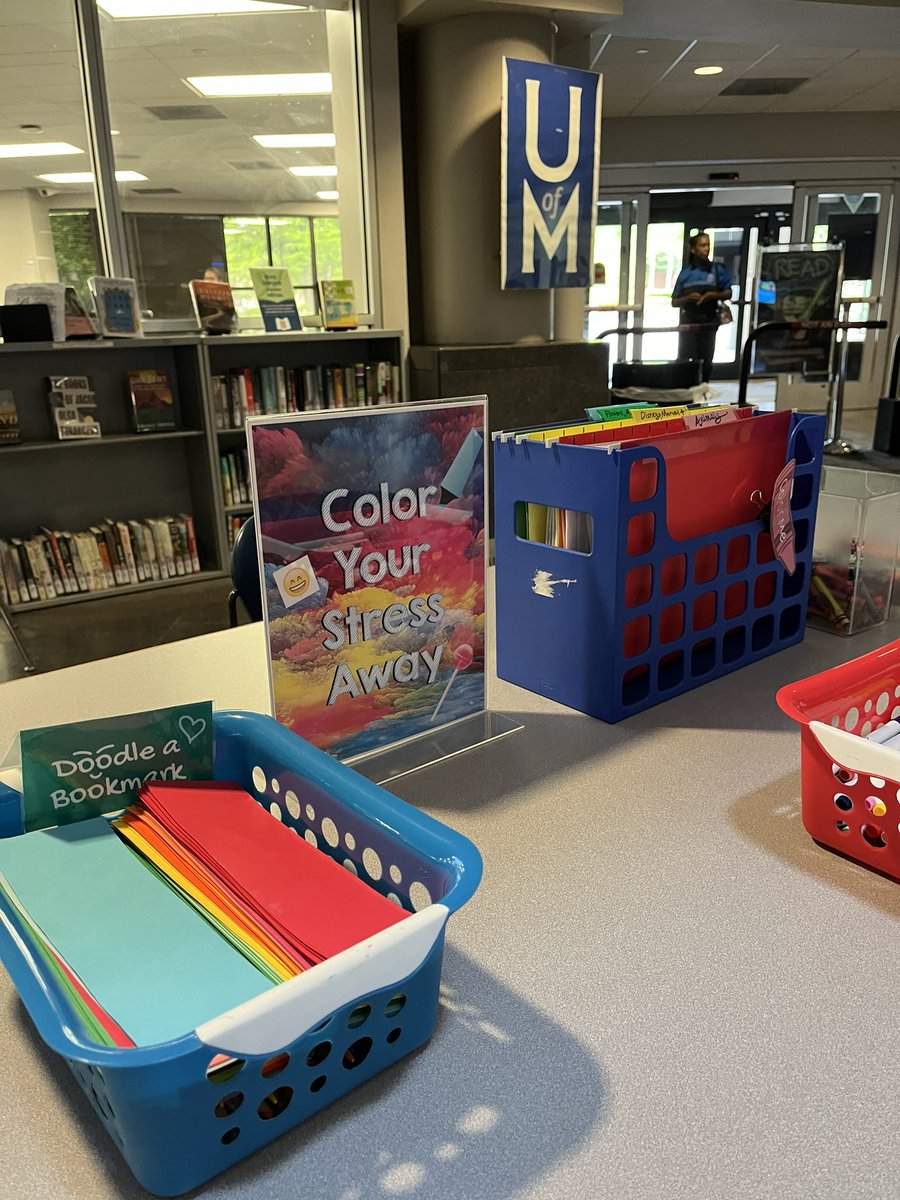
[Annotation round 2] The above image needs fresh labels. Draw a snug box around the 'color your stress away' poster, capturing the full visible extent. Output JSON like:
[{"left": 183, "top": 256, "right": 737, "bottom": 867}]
[{"left": 248, "top": 399, "right": 486, "bottom": 761}]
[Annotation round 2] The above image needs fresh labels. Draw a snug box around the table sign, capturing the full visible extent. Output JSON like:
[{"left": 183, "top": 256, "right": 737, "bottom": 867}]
[
  {"left": 20, "top": 701, "right": 213, "bottom": 832},
  {"left": 248, "top": 398, "right": 519, "bottom": 774}
]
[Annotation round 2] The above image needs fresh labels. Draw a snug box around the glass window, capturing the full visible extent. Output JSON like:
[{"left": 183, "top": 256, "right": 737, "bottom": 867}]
[
  {"left": 95, "top": 1, "right": 366, "bottom": 328},
  {"left": 0, "top": 2, "right": 101, "bottom": 309}
]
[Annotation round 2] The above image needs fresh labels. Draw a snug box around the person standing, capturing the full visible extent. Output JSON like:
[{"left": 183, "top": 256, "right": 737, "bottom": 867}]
[{"left": 671, "top": 232, "right": 732, "bottom": 383}]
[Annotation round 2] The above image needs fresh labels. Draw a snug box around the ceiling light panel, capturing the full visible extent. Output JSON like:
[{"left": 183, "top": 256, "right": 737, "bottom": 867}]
[
  {"left": 316, "top": 190, "right": 338, "bottom": 200},
  {"left": 253, "top": 133, "right": 336, "bottom": 147},
  {"left": 36, "top": 170, "right": 148, "bottom": 183},
  {"left": 288, "top": 164, "right": 337, "bottom": 176},
  {"left": 0, "top": 142, "right": 83, "bottom": 158},
  {"left": 186, "top": 73, "right": 332, "bottom": 97},
  {"left": 98, "top": 0, "right": 304, "bottom": 17}
]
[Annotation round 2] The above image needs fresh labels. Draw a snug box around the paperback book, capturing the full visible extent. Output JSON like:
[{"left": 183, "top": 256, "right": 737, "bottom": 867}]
[
  {"left": 89, "top": 277, "right": 142, "bottom": 338},
  {"left": 189, "top": 279, "right": 238, "bottom": 335},
  {"left": 318, "top": 279, "right": 357, "bottom": 330},
  {"left": 126, "top": 370, "right": 177, "bottom": 432},
  {"left": 46, "top": 375, "right": 101, "bottom": 441},
  {"left": 0, "top": 389, "right": 19, "bottom": 443}
]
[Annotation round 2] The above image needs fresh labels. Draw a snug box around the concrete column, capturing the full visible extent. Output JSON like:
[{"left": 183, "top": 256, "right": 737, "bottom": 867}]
[{"left": 416, "top": 12, "right": 584, "bottom": 346}]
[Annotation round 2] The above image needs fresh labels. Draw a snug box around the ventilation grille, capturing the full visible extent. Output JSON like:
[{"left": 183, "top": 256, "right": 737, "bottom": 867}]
[
  {"left": 131, "top": 187, "right": 181, "bottom": 194},
  {"left": 144, "top": 105, "right": 227, "bottom": 121},
  {"left": 720, "top": 77, "right": 808, "bottom": 97},
  {"left": 229, "top": 161, "right": 280, "bottom": 171}
]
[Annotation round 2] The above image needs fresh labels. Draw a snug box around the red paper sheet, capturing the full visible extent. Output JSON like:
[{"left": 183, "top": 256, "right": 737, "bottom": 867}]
[{"left": 140, "top": 782, "right": 409, "bottom": 962}]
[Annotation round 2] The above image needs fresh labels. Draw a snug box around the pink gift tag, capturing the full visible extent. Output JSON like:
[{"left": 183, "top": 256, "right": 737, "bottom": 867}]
[{"left": 771, "top": 458, "right": 796, "bottom": 575}]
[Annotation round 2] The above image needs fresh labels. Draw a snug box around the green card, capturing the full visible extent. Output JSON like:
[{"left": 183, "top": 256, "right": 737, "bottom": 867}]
[{"left": 19, "top": 702, "right": 214, "bottom": 833}]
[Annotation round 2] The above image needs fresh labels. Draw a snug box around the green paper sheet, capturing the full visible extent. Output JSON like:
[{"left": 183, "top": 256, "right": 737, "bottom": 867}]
[{"left": 0, "top": 818, "right": 273, "bottom": 1046}]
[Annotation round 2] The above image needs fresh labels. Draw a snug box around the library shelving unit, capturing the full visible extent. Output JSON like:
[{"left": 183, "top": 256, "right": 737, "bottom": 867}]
[{"left": 0, "top": 329, "right": 403, "bottom": 612}]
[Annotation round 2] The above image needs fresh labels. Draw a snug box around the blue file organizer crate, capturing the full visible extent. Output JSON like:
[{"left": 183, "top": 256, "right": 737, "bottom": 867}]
[
  {"left": 493, "top": 411, "right": 825, "bottom": 722},
  {"left": 0, "top": 711, "right": 482, "bottom": 1196}
]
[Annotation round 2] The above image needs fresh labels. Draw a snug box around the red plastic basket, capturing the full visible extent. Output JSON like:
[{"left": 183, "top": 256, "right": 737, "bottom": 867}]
[{"left": 777, "top": 641, "right": 900, "bottom": 878}]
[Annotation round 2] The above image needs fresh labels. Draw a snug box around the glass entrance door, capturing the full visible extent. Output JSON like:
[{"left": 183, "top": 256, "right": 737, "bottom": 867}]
[{"left": 785, "top": 185, "right": 896, "bottom": 414}]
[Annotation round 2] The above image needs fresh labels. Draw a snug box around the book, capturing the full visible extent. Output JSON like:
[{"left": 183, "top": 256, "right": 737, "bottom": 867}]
[
  {"left": 46, "top": 375, "right": 101, "bottom": 441},
  {"left": 249, "top": 267, "right": 302, "bottom": 333},
  {"left": 318, "top": 279, "right": 357, "bottom": 330},
  {"left": 189, "top": 279, "right": 237, "bottom": 335},
  {"left": 126, "top": 370, "right": 177, "bottom": 433},
  {"left": 63, "top": 287, "right": 98, "bottom": 339},
  {"left": 0, "top": 389, "right": 19, "bottom": 443},
  {"left": 4, "top": 283, "right": 67, "bottom": 342},
  {"left": 88, "top": 276, "right": 142, "bottom": 338}
]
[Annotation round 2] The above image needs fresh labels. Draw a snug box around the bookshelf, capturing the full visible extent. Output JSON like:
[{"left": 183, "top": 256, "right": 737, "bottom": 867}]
[{"left": 0, "top": 329, "right": 403, "bottom": 612}]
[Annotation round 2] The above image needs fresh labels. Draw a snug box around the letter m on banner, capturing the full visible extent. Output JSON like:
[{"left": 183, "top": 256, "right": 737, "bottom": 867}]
[{"left": 501, "top": 58, "right": 602, "bottom": 290}]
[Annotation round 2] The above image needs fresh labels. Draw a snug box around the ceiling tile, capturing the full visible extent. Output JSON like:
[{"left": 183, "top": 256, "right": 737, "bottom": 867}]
[{"left": 592, "top": 36, "right": 691, "bottom": 65}]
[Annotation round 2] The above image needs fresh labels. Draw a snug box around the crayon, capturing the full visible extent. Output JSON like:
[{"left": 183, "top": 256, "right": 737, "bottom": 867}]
[{"left": 811, "top": 574, "right": 850, "bottom": 629}]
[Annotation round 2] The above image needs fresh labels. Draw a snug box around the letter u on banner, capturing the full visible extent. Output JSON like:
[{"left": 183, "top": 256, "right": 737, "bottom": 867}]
[{"left": 501, "top": 57, "right": 602, "bottom": 290}]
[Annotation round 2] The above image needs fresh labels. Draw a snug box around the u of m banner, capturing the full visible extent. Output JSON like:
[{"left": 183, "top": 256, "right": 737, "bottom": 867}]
[{"left": 501, "top": 57, "right": 602, "bottom": 290}]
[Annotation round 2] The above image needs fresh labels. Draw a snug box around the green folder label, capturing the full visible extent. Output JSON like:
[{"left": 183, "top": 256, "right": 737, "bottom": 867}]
[{"left": 20, "top": 702, "right": 214, "bottom": 832}]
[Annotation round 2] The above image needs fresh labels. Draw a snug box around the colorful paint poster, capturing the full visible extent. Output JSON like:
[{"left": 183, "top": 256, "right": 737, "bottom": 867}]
[{"left": 248, "top": 400, "right": 487, "bottom": 761}]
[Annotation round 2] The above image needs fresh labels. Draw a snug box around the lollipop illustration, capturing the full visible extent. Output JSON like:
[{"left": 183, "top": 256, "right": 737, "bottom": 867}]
[{"left": 429, "top": 643, "right": 473, "bottom": 722}]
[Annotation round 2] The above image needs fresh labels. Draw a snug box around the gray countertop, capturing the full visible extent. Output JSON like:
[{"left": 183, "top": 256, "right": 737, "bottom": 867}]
[{"left": 1, "top": 621, "right": 899, "bottom": 1199}]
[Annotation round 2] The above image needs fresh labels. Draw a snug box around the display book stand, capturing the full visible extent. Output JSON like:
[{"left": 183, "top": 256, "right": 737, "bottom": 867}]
[
  {"left": 492, "top": 405, "right": 826, "bottom": 724},
  {"left": 0, "top": 330, "right": 403, "bottom": 614}
]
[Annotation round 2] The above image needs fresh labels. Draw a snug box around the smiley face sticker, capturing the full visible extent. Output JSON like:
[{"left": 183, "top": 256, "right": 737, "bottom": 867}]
[{"left": 274, "top": 555, "right": 320, "bottom": 609}]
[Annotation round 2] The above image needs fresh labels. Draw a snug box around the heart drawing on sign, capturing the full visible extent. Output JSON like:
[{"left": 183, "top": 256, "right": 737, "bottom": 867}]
[{"left": 178, "top": 715, "right": 207, "bottom": 745}]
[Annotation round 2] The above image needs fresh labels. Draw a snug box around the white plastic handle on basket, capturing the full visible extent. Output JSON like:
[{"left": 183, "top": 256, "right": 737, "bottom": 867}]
[
  {"left": 810, "top": 721, "right": 900, "bottom": 783},
  {"left": 196, "top": 904, "right": 449, "bottom": 1057}
]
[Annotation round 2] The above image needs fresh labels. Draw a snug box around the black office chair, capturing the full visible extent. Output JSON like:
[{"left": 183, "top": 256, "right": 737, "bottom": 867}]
[{"left": 227, "top": 516, "right": 264, "bottom": 626}]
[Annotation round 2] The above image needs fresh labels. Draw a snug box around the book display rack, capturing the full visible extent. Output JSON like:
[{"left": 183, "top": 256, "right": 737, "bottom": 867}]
[{"left": 0, "top": 330, "right": 402, "bottom": 612}]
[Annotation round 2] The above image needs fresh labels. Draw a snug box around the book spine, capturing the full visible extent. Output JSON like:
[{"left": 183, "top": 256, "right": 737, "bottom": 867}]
[
  {"left": 180, "top": 513, "right": 201, "bottom": 573},
  {"left": 354, "top": 363, "right": 366, "bottom": 407},
  {"left": 40, "top": 536, "right": 65, "bottom": 596},
  {"left": 116, "top": 520, "right": 140, "bottom": 584},
  {"left": 39, "top": 527, "right": 72, "bottom": 594},
  {"left": 238, "top": 451, "right": 250, "bottom": 504},
  {"left": 227, "top": 371, "right": 242, "bottom": 429},
  {"left": 167, "top": 518, "right": 187, "bottom": 576},
  {"left": 126, "top": 520, "right": 147, "bottom": 582},
  {"left": 240, "top": 368, "right": 255, "bottom": 418},
  {"left": 55, "top": 532, "right": 79, "bottom": 593},
  {"left": 91, "top": 527, "right": 116, "bottom": 588},
  {"left": 25, "top": 539, "right": 51, "bottom": 600},
  {"left": 103, "top": 521, "right": 128, "bottom": 586},
  {"left": 138, "top": 521, "right": 160, "bottom": 581},
  {"left": 62, "top": 533, "right": 88, "bottom": 593},
  {"left": 11, "top": 540, "right": 38, "bottom": 601},
  {"left": 0, "top": 540, "right": 22, "bottom": 604},
  {"left": 220, "top": 454, "right": 234, "bottom": 507},
  {"left": 159, "top": 518, "right": 177, "bottom": 578},
  {"left": 225, "top": 453, "right": 239, "bottom": 507},
  {"left": 392, "top": 363, "right": 401, "bottom": 404},
  {"left": 366, "top": 363, "right": 377, "bottom": 407},
  {"left": 276, "top": 365, "right": 287, "bottom": 414}
]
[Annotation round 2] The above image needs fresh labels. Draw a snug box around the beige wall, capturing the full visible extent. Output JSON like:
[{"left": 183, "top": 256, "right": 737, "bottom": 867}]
[{"left": 0, "top": 192, "right": 59, "bottom": 298}]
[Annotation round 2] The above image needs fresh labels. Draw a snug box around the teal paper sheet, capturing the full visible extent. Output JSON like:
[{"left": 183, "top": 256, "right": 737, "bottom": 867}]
[{"left": 0, "top": 818, "right": 273, "bottom": 1046}]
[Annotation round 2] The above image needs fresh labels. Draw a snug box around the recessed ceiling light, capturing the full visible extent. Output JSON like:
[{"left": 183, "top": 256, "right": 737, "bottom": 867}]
[
  {"left": 316, "top": 190, "right": 339, "bottom": 201},
  {"left": 0, "top": 142, "right": 83, "bottom": 158},
  {"left": 253, "top": 133, "right": 336, "bottom": 148},
  {"left": 110, "top": 129, "right": 121, "bottom": 135},
  {"left": 288, "top": 164, "right": 337, "bottom": 177},
  {"left": 694, "top": 65, "right": 724, "bottom": 76},
  {"left": 36, "top": 170, "right": 148, "bottom": 183},
  {"left": 98, "top": 0, "right": 303, "bottom": 17},
  {"left": 635, "top": 48, "right": 650, "bottom": 54},
  {"left": 186, "top": 73, "right": 332, "bottom": 98}
]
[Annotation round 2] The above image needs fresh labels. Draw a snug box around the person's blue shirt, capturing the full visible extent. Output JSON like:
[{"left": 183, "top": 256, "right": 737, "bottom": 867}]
[{"left": 672, "top": 261, "right": 732, "bottom": 325}]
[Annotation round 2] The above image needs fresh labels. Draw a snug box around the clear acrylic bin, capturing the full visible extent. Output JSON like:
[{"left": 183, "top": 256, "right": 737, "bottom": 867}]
[{"left": 808, "top": 466, "right": 900, "bottom": 635}]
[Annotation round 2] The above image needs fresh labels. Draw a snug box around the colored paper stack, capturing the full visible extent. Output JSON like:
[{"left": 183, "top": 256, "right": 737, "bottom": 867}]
[{"left": 0, "top": 782, "right": 409, "bottom": 1047}]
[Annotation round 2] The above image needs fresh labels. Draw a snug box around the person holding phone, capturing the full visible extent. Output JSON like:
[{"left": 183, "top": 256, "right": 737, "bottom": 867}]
[{"left": 671, "top": 232, "right": 733, "bottom": 382}]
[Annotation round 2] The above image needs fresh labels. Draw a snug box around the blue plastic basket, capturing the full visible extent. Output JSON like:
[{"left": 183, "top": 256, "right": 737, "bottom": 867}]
[
  {"left": 0, "top": 711, "right": 482, "bottom": 1196},
  {"left": 493, "top": 411, "right": 825, "bottom": 722}
]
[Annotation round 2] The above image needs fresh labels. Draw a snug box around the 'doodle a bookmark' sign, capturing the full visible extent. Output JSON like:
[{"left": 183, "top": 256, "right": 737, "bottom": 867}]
[
  {"left": 248, "top": 399, "right": 487, "bottom": 762},
  {"left": 20, "top": 702, "right": 214, "bottom": 832}
]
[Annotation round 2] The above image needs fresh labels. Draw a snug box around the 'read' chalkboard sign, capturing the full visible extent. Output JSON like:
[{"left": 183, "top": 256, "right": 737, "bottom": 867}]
[{"left": 752, "top": 243, "right": 844, "bottom": 377}]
